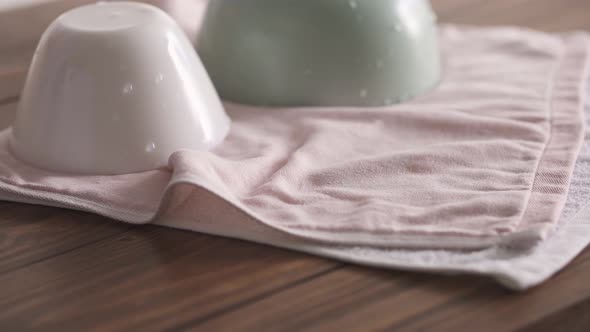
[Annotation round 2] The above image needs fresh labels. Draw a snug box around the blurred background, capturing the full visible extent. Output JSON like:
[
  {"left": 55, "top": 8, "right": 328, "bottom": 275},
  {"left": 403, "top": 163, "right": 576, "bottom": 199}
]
[
  {"left": 1, "top": 0, "right": 590, "bottom": 101},
  {"left": 0, "top": 0, "right": 208, "bottom": 101}
]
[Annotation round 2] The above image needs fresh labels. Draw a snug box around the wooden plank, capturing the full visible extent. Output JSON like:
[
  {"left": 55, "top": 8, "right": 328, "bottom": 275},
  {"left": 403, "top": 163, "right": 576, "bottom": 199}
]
[
  {"left": 519, "top": 297, "right": 590, "bottom": 332},
  {"left": 0, "top": 70, "right": 25, "bottom": 102},
  {"left": 0, "top": 101, "right": 17, "bottom": 130},
  {"left": 0, "top": 225, "right": 340, "bottom": 331},
  {"left": 189, "top": 267, "right": 491, "bottom": 332},
  {"left": 181, "top": 239, "right": 590, "bottom": 332},
  {"left": 0, "top": 202, "right": 130, "bottom": 275},
  {"left": 432, "top": 0, "right": 590, "bottom": 31},
  {"left": 382, "top": 248, "right": 590, "bottom": 332}
]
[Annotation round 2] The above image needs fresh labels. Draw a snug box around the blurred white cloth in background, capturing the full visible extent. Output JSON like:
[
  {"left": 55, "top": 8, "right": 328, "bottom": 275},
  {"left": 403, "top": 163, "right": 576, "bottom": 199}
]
[{"left": 0, "top": 0, "right": 208, "bottom": 98}]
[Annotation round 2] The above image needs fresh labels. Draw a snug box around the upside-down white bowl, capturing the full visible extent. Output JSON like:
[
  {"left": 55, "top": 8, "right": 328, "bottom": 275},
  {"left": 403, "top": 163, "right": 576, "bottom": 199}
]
[{"left": 10, "top": 1, "right": 230, "bottom": 175}]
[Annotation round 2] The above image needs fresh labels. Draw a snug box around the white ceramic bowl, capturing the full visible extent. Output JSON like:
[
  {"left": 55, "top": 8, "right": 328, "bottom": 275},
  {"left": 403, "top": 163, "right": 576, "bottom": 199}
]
[{"left": 10, "top": 1, "right": 230, "bottom": 175}]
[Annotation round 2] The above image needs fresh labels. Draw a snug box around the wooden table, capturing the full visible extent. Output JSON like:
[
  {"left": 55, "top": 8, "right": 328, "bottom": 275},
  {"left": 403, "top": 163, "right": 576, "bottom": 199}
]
[{"left": 1, "top": 1, "right": 590, "bottom": 331}]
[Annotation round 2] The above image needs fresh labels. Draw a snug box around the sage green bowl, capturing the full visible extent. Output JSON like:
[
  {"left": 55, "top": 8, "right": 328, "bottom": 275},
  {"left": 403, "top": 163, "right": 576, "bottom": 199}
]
[{"left": 197, "top": 0, "right": 440, "bottom": 107}]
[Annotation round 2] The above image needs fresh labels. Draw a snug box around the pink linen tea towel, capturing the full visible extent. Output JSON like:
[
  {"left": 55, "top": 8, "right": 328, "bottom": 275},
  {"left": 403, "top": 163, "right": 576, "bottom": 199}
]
[{"left": 0, "top": 25, "right": 589, "bottom": 289}]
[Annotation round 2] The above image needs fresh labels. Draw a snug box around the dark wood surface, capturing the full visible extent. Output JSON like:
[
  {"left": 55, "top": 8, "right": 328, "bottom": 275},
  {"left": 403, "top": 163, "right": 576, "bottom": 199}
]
[{"left": 1, "top": 0, "right": 590, "bottom": 331}]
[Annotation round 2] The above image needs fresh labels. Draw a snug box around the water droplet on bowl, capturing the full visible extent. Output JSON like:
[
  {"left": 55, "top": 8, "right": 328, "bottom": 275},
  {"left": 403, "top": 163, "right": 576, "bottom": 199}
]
[
  {"left": 122, "top": 83, "right": 134, "bottom": 95},
  {"left": 348, "top": 0, "right": 358, "bottom": 9},
  {"left": 145, "top": 142, "right": 156, "bottom": 153},
  {"left": 360, "top": 89, "right": 368, "bottom": 98},
  {"left": 376, "top": 59, "right": 384, "bottom": 68},
  {"left": 155, "top": 73, "right": 164, "bottom": 84}
]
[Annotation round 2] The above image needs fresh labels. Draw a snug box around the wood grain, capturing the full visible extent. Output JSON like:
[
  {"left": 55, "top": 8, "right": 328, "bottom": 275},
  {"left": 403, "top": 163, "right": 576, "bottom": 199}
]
[
  {"left": 0, "top": 203, "right": 129, "bottom": 275},
  {"left": 0, "top": 0, "right": 589, "bottom": 331},
  {"left": 183, "top": 247, "right": 590, "bottom": 332},
  {"left": 0, "top": 226, "right": 339, "bottom": 332},
  {"left": 190, "top": 268, "right": 492, "bottom": 332}
]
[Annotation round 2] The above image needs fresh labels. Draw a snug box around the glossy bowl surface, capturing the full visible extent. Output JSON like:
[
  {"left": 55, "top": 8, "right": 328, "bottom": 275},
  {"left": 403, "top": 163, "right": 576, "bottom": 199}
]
[
  {"left": 198, "top": 0, "right": 441, "bottom": 107},
  {"left": 10, "top": 1, "right": 230, "bottom": 174}
]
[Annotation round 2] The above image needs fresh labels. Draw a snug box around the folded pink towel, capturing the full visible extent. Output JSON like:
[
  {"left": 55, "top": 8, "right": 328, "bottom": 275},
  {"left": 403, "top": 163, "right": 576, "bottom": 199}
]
[{"left": 0, "top": 25, "right": 589, "bottom": 289}]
